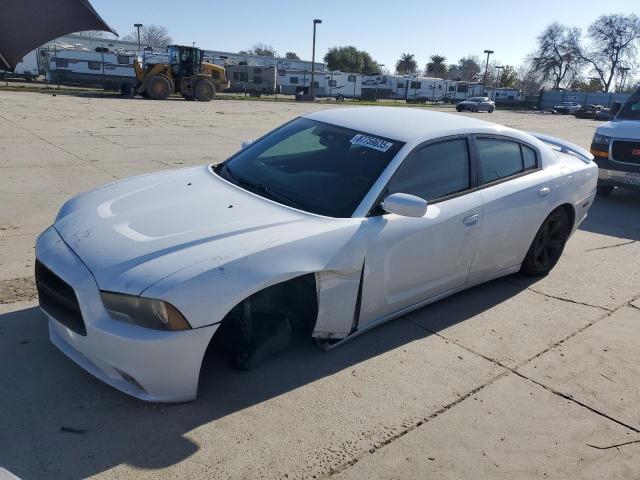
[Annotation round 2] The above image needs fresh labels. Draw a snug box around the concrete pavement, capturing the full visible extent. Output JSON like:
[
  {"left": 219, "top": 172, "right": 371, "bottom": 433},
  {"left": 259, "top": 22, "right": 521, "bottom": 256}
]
[{"left": 0, "top": 90, "right": 639, "bottom": 479}]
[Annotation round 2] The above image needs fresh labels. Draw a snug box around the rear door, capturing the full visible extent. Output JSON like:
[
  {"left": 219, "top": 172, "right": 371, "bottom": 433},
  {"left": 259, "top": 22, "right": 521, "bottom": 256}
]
[{"left": 468, "top": 136, "right": 552, "bottom": 282}]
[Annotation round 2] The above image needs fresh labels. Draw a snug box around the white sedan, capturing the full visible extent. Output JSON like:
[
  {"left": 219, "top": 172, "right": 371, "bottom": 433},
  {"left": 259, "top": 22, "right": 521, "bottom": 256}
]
[{"left": 35, "top": 108, "right": 597, "bottom": 402}]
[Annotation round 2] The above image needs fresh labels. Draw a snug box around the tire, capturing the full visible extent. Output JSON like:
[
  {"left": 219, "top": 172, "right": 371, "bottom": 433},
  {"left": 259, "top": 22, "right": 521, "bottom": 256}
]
[
  {"left": 194, "top": 79, "right": 215, "bottom": 101},
  {"left": 456, "top": 107, "right": 462, "bottom": 112},
  {"left": 596, "top": 184, "right": 614, "bottom": 196},
  {"left": 488, "top": 107, "right": 495, "bottom": 113},
  {"left": 146, "top": 75, "right": 171, "bottom": 100},
  {"left": 521, "top": 208, "right": 571, "bottom": 276}
]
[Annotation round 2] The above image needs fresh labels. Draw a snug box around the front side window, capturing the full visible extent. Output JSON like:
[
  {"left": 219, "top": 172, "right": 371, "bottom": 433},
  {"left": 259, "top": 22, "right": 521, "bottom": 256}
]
[
  {"left": 217, "top": 118, "right": 404, "bottom": 217},
  {"left": 477, "top": 138, "right": 536, "bottom": 184},
  {"left": 386, "top": 139, "right": 471, "bottom": 202}
]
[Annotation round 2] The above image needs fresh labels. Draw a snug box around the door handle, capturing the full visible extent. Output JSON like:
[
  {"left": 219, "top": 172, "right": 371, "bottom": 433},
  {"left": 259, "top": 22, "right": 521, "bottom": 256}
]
[
  {"left": 538, "top": 187, "right": 550, "bottom": 197},
  {"left": 463, "top": 214, "right": 479, "bottom": 226}
]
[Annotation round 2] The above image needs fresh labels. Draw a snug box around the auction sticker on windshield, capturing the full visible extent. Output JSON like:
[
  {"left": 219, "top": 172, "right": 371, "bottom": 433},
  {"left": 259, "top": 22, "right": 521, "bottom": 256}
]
[{"left": 350, "top": 134, "right": 394, "bottom": 152}]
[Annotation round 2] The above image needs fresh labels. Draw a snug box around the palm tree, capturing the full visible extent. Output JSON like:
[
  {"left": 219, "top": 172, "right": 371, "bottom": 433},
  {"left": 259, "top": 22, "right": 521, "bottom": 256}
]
[
  {"left": 426, "top": 54, "right": 447, "bottom": 78},
  {"left": 395, "top": 53, "right": 418, "bottom": 75}
]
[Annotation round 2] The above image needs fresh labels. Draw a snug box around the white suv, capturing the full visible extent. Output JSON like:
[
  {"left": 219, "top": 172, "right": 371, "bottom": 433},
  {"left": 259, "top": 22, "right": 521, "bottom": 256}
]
[{"left": 590, "top": 88, "right": 640, "bottom": 195}]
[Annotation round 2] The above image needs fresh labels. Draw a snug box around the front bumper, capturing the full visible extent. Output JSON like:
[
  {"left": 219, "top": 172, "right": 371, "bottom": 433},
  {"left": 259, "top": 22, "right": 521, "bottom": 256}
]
[{"left": 36, "top": 227, "right": 219, "bottom": 402}]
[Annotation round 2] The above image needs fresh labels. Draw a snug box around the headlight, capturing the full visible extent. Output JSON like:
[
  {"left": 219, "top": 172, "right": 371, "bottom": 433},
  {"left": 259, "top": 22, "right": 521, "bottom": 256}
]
[
  {"left": 100, "top": 292, "right": 191, "bottom": 331},
  {"left": 592, "top": 133, "right": 611, "bottom": 146}
]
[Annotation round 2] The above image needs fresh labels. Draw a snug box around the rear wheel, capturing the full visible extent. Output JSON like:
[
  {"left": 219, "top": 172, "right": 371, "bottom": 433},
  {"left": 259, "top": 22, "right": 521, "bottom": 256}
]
[
  {"left": 521, "top": 208, "right": 571, "bottom": 276},
  {"left": 146, "top": 75, "right": 171, "bottom": 100},
  {"left": 597, "top": 184, "right": 614, "bottom": 196},
  {"left": 488, "top": 106, "right": 495, "bottom": 113},
  {"left": 194, "top": 79, "right": 215, "bottom": 101}
]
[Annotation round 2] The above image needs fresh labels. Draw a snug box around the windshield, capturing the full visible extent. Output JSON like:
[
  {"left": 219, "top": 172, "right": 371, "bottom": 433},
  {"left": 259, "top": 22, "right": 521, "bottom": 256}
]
[
  {"left": 215, "top": 118, "right": 404, "bottom": 217},
  {"left": 617, "top": 92, "right": 640, "bottom": 120}
]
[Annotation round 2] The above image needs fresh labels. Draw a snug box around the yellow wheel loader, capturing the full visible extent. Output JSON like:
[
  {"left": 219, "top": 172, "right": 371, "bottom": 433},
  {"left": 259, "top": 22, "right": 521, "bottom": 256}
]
[{"left": 134, "top": 45, "right": 226, "bottom": 101}]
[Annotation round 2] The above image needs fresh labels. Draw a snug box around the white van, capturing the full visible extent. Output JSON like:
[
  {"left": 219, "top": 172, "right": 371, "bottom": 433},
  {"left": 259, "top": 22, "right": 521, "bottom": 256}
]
[{"left": 590, "top": 87, "right": 640, "bottom": 195}]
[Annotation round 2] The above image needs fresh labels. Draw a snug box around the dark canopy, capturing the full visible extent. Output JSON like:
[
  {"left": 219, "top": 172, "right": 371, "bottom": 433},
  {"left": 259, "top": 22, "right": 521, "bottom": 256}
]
[{"left": 0, "top": 0, "right": 117, "bottom": 71}]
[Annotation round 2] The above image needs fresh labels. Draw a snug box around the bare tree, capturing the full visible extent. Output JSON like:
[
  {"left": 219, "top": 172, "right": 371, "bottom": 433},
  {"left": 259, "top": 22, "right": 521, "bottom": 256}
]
[
  {"left": 579, "top": 14, "right": 640, "bottom": 92},
  {"left": 122, "top": 25, "right": 172, "bottom": 47},
  {"left": 532, "top": 23, "right": 583, "bottom": 89},
  {"left": 247, "top": 43, "right": 277, "bottom": 57},
  {"left": 446, "top": 56, "right": 481, "bottom": 82},
  {"left": 516, "top": 63, "right": 546, "bottom": 97}
]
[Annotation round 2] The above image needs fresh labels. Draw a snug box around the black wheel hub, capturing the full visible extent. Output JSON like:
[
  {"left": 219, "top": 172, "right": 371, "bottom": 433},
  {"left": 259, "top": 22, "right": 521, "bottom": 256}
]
[{"left": 533, "top": 217, "right": 565, "bottom": 270}]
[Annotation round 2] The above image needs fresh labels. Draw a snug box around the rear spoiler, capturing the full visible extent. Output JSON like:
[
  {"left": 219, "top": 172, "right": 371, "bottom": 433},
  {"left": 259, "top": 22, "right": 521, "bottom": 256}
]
[{"left": 529, "top": 132, "right": 594, "bottom": 163}]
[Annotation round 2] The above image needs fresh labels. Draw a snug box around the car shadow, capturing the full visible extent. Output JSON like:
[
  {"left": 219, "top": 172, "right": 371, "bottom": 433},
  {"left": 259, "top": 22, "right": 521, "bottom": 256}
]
[
  {"left": 580, "top": 188, "right": 640, "bottom": 240},
  {"left": 0, "top": 276, "right": 525, "bottom": 480}
]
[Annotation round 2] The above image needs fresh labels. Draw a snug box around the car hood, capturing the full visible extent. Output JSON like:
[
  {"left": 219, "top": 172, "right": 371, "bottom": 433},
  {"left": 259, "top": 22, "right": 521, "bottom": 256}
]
[
  {"left": 596, "top": 119, "right": 640, "bottom": 139},
  {"left": 54, "top": 166, "right": 345, "bottom": 295}
]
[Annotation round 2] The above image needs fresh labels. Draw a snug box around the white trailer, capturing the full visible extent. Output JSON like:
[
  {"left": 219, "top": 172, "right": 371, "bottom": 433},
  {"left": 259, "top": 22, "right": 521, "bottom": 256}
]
[
  {"left": 49, "top": 49, "right": 139, "bottom": 92},
  {"left": 0, "top": 49, "right": 40, "bottom": 80}
]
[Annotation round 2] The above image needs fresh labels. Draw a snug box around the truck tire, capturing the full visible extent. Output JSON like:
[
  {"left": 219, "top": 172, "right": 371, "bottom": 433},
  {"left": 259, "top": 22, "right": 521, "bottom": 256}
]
[
  {"left": 194, "top": 79, "right": 215, "bottom": 101},
  {"left": 146, "top": 75, "right": 171, "bottom": 100}
]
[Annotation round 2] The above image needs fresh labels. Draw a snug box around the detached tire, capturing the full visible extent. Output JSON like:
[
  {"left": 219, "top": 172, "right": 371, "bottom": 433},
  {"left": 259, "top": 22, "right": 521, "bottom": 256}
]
[
  {"left": 194, "top": 79, "right": 215, "bottom": 101},
  {"left": 521, "top": 208, "right": 571, "bottom": 276},
  {"left": 146, "top": 75, "right": 171, "bottom": 100}
]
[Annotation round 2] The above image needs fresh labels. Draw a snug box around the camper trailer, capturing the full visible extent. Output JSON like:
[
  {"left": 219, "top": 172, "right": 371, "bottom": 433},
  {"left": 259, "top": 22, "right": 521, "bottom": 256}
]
[
  {"left": 49, "top": 49, "right": 138, "bottom": 92},
  {"left": 226, "top": 64, "right": 277, "bottom": 96},
  {"left": 449, "top": 82, "right": 484, "bottom": 102},
  {"left": 0, "top": 49, "right": 40, "bottom": 81},
  {"left": 486, "top": 87, "right": 524, "bottom": 103}
]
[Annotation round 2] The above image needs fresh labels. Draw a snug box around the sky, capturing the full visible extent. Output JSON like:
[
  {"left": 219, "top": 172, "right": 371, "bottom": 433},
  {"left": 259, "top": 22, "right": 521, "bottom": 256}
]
[{"left": 92, "top": 0, "right": 638, "bottom": 71}]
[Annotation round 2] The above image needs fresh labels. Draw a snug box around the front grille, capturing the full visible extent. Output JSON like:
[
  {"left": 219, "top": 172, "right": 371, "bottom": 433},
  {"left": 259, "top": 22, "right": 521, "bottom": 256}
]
[
  {"left": 612, "top": 140, "right": 640, "bottom": 165},
  {"left": 35, "top": 260, "right": 86, "bottom": 336}
]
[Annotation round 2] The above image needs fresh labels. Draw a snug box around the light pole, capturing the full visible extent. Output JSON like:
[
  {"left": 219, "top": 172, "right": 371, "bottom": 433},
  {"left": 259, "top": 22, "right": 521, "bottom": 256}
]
[
  {"left": 494, "top": 66, "right": 503, "bottom": 88},
  {"left": 134, "top": 23, "right": 143, "bottom": 52},
  {"left": 375, "top": 64, "right": 385, "bottom": 102},
  {"left": 619, "top": 67, "right": 631, "bottom": 92},
  {"left": 482, "top": 49, "right": 494, "bottom": 95},
  {"left": 310, "top": 19, "right": 322, "bottom": 98}
]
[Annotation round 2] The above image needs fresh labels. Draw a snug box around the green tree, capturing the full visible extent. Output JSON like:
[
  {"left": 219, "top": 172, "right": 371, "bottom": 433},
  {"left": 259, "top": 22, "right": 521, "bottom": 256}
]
[
  {"left": 425, "top": 54, "right": 447, "bottom": 78},
  {"left": 324, "top": 46, "right": 379, "bottom": 74},
  {"left": 447, "top": 56, "right": 481, "bottom": 81},
  {"left": 285, "top": 52, "right": 300, "bottom": 60},
  {"left": 496, "top": 65, "right": 518, "bottom": 87},
  {"left": 395, "top": 53, "right": 418, "bottom": 74}
]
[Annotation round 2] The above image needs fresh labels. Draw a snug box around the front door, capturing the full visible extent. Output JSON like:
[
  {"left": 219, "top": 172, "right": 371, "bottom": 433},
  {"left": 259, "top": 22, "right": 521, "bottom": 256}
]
[{"left": 358, "top": 137, "right": 484, "bottom": 328}]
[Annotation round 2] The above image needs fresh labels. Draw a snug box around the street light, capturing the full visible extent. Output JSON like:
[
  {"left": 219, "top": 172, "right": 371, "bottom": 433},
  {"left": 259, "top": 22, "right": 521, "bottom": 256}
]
[
  {"left": 375, "top": 64, "right": 385, "bottom": 102},
  {"left": 619, "top": 67, "right": 631, "bottom": 92},
  {"left": 482, "top": 49, "right": 494, "bottom": 95},
  {"left": 134, "top": 23, "right": 143, "bottom": 52},
  {"left": 494, "top": 65, "right": 504, "bottom": 88},
  {"left": 310, "top": 19, "right": 322, "bottom": 98}
]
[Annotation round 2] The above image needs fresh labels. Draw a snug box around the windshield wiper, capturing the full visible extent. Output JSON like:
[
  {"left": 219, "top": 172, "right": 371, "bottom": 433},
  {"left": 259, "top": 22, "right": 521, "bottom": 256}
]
[{"left": 217, "top": 164, "right": 303, "bottom": 209}]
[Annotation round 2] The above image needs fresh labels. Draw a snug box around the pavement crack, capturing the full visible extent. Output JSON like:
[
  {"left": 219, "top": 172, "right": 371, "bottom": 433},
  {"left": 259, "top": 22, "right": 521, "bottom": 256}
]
[
  {"left": 511, "top": 370, "right": 640, "bottom": 434},
  {"left": 525, "top": 287, "right": 612, "bottom": 312},
  {"left": 586, "top": 439, "right": 640, "bottom": 450},
  {"left": 585, "top": 240, "right": 636, "bottom": 252},
  {"left": 326, "top": 370, "right": 509, "bottom": 477}
]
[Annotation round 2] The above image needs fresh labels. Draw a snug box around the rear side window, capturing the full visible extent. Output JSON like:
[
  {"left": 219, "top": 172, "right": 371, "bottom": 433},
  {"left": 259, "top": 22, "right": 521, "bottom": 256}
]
[
  {"left": 477, "top": 138, "right": 537, "bottom": 184},
  {"left": 522, "top": 145, "right": 537, "bottom": 170},
  {"left": 387, "top": 139, "right": 470, "bottom": 201}
]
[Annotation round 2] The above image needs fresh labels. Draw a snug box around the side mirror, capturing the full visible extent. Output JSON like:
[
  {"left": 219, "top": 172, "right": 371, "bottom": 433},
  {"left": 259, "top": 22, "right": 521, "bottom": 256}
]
[
  {"left": 241, "top": 139, "right": 253, "bottom": 149},
  {"left": 610, "top": 102, "right": 622, "bottom": 115},
  {"left": 382, "top": 193, "right": 428, "bottom": 218}
]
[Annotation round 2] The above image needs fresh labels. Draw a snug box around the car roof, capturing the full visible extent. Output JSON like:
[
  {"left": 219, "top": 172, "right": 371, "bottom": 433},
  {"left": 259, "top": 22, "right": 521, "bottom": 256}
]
[{"left": 303, "top": 107, "right": 498, "bottom": 144}]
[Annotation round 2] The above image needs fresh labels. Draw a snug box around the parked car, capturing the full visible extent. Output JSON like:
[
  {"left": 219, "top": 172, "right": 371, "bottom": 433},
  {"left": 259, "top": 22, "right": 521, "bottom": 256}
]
[
  {"left": 36, "top": 108, "right": 596, "bottom": 402},
  {"left": 574, "top": 104, "right": 605, "bottom": 119},
  {"left": 553, "top": 101, "right": 582, "bottom": 114},
  {"left": 456, "top": 97, "right": 495, "bottom": 113},
  {"left": 590, "top": 89, "right": 640, "bottom": 195}
]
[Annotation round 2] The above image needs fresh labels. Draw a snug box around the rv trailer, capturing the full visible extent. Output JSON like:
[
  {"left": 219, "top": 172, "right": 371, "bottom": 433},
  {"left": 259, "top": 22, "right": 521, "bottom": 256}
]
[
  {"left": 0, "top": 49, "right": 40, "bottom": 81},
  {"left": 49, "top": 49, "right": 139, "bottom": 92},
  {"left": 225, "top": 64, "right": 277, "bottom": 96}
]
